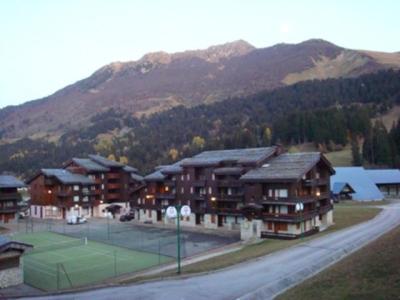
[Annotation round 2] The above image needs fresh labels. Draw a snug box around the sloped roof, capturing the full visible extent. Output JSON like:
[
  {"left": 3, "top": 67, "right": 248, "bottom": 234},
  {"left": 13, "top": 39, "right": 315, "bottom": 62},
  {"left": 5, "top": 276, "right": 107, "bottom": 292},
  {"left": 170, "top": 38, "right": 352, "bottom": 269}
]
[
  {"left": 123, "top": 165, "right": 139, "bottom": 173},
  {"left": 365, "top": 169, "right": 400, "bottom": 185},
  {"left": 241, "top": 152, "right": 324, "bottom": 182},
  {"left": 0, "top": 236, "right": 32, "bottom": 253},
  {"left": 131, "top": 173, "right": 144, "bottom": 182},
  {"left": 144, "top": 170, "right": 165, "bottom": 182},
  {"left": 332, "top": 182, "right": 355, "bottom": 194},
  {"left": 72, "top": 158, "right": 109, "bottom": 172},
  {"left": 0, "top": 175, "right": 26, "bottom": 188},
  {"left": 181, "top": 147, "right": 277, "bottom": 167},
  {"left": 331, "top": 167, "right": 383, "bottom": 201},
  {"left": 41, "top": 169, "right": 94, "bottom": 185},
  {"left": 88, "top": 155, "right": 124, "bottom": 168}
]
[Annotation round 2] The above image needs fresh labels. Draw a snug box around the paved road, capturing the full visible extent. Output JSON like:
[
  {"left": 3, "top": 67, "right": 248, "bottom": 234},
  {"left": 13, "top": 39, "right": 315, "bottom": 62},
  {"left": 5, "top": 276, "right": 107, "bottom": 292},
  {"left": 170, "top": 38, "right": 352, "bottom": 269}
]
[{"left": 27, "top": 203, "right": 400, "bottom": 300}]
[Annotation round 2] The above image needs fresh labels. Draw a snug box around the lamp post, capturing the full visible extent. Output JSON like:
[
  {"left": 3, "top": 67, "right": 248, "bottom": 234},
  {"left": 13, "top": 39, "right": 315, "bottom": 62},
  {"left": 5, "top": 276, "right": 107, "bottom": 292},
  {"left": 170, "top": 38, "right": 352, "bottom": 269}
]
[{"left": 166, "top": 204, "right": 191, "bottom": 274}]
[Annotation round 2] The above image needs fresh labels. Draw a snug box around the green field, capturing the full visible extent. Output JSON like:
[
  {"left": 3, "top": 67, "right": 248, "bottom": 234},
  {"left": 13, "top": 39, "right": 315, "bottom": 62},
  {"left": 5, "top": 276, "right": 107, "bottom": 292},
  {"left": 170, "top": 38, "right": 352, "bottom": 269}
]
[{"left": 14, "top": 232, "right": 172, "bottom": 291}]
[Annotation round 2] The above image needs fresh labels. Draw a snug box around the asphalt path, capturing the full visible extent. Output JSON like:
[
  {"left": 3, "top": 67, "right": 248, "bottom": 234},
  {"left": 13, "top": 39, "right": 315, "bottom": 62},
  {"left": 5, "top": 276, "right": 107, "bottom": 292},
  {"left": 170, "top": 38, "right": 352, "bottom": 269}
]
[{"left": 26, "top": 202, "right": 400, "bottom": 300}]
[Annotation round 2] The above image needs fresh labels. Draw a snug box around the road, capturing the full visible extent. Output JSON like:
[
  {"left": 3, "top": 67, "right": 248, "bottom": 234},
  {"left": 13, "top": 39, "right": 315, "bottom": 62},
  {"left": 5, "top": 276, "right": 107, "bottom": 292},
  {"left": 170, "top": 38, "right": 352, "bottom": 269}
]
[{"left": 27, "top": 203, "right": 400, "bottom": 300}]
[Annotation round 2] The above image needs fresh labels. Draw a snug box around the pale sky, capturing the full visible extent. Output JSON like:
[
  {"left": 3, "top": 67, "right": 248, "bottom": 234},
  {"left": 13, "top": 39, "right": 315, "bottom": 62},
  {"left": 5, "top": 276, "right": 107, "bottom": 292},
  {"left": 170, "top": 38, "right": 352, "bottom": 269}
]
[{"left": 1, "top": 0, "right": 399, "bottom": 108}]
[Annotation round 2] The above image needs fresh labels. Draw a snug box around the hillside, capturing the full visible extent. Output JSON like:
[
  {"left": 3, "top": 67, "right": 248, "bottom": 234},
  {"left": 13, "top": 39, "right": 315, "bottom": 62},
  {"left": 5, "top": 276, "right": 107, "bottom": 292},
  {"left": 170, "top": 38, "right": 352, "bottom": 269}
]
[
  {"left": 1, "top": 70, "right": 400, "bottom": 178},
  {"left": 1, "top": 39, "right": 400, "bottom": 139}
]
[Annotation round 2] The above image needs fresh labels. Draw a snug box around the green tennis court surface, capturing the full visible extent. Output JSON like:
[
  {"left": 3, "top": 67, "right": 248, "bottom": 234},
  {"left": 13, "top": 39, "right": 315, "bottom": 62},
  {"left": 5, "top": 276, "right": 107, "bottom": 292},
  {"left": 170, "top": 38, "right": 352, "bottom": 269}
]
[{"left": 14, "top": 232, "right": 172, "bottom": 291}]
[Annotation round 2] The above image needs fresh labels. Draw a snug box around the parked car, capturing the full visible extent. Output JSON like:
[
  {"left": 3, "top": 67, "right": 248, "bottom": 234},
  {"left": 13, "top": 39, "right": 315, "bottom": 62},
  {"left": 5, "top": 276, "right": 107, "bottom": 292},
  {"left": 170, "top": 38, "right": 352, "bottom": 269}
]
[
  {"left": 119, "top": 212, "right": 135, "bottom": 222},
  {"left": 67, "top": 216, "right": 87, "bottom": 225}
]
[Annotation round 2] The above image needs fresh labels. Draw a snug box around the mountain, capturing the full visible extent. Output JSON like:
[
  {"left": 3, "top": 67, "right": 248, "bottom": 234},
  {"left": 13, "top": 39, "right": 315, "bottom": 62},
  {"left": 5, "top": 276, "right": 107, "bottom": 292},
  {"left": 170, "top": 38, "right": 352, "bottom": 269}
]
[{"left": 1, "top": 39, "right": 400, "bottom": 139}]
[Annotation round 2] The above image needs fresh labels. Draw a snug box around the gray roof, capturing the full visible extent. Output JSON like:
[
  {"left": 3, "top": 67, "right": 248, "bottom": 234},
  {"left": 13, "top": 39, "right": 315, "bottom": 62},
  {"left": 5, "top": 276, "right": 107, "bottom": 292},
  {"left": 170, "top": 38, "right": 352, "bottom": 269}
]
[
  {"left": 365, "top": 169, "right": 400, "bottom": 185},
  {"left": 72, "top": 158, "right": 109, "bottom": 172},
  {"left": 144, "top": 170, "right": 165, "bottom": 182},
  {"left": 331, "top": 167, "right": 383, "bottom": 201},
  {"left": 123, "top": 165, "right": 139, "bottom": 173},
  {"left": 88, "top": 155, "right": 124, "bottom": 168},
  {"left": 131, "top": 173, "right": 144, "bottom": 182},
  {"left": 41, "top": 169, "right": 94, "bottom": 185},
  {"left": 181, "top": 147, "right": 277, "bottom": 167},
  {"left": 0, "top": 175, "right": 26, "bottom": 188},
  {"left": 240, "top": 152, "right": 322, "bottom": 182},
  {"left": 332, "top": 182, "right": 355, "bottom": 194}
]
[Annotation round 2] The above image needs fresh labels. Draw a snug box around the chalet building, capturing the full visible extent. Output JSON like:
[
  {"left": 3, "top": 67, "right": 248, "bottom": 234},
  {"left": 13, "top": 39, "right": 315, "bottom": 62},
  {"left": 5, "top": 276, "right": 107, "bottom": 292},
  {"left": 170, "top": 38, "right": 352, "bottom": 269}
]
[
  {"left": 240, "top": 152, "right": 335, "bottom": 239},
  {"left": 28, "top": 169, "right": 95, "bottom": 219},
  {"left": 0, "top": 236, "right": 32, "bottom": 288},
  {"left": 135, "top": 148, "right": 334, "bottom": 239},
  {"left": 63, "top": 155, "right": 144, "bottom": 216},
  {"left": 0, "top": 175, "right": 26, "bottom": 224}
]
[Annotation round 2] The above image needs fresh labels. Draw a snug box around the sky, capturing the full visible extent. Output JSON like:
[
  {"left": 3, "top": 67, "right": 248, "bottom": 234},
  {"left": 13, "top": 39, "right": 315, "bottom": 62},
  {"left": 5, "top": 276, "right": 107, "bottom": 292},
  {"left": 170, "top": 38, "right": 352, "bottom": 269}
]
[{"left": 1, "top": 0, "right": 399, "bottom": 108}]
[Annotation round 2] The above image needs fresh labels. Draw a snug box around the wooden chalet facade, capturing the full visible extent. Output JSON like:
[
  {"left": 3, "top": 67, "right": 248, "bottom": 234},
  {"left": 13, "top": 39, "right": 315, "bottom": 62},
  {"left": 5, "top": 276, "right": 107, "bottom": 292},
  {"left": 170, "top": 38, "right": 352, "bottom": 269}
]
[
  {"left": 0, "top": 175, "right": 25, "bottom": 224},
  {"left": 135, "top": 148, "right": 335, "bottom": 239},
  {"left": 63, "top": 155, "right": 144, "bottom": 217},
  {"left": 28, "top": 169, "right": 96, "bottom": 219},
  {"left": 28, "top": 155, "right": 144, "bottom": 219}
]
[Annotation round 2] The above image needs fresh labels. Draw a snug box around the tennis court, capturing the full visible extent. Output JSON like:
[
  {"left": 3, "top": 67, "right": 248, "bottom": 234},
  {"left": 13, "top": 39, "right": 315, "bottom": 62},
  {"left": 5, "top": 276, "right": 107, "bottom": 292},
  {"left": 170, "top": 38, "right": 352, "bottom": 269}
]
[{"left": 14, "top": 232, "right": 173, "bottom": 291}]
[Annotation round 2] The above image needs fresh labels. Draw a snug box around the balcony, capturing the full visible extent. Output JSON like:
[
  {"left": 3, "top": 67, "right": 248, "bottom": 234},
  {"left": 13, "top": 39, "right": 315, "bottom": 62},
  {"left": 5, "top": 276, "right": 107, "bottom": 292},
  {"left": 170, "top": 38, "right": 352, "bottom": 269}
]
[
  {"left": 216, "top": 207, "right": 242, "bottom": 215},
  {"left": 0, "top": 205, "right": 19, "bottom": 213},
  {"left": 303, "top": 178, "right": 329, "bottom": 187},
  {"left": 155, "top": 193, "right": 176, "bottom": 200},
  {"left": 108, "top": 183, "right": 121, "bottom": 190},
  {"left": 56, "top": 191, "right": 71, "bottom": 198},
  {"left": 216, "top": 193, "right": 244, "bottom": 202},
  {"left": 0, "top": 193, "right": 21, "bottom": 201},
  {"left": 261, "top": 209, "right": 318, "bottom": 222},
  {"left": 192, "top": 180, "right": 206, "bottom": 187},
  {"left": 107, "top": 193, "right": 120, "bottom": 200},
  {"left": 318, "top": 203, "right": 333, "bottom": 214},
  {"left": 215, "top": 180, "right": 242, "bottom": 188},
  {"left": 107, "top": 173, "right": 121, "bottom": 180},
  {"left": 193, "top": 194, "right": 207, "bottom": 201}
]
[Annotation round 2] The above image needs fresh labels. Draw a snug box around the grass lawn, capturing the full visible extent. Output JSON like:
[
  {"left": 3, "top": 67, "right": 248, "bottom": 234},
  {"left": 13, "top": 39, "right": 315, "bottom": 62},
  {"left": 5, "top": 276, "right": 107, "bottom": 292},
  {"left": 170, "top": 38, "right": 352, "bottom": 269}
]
[
  {"left": 121, "top": 203, "right": 382, "bottom": 283},
  {"left": 277, "top": 224, "right": 400, "bottom": 300},
  {"left": 14, "top": 232, "right": 172, "bottom": 291},
  {"left": 325, "top": 147, "right": 352, "bottom": 166}
]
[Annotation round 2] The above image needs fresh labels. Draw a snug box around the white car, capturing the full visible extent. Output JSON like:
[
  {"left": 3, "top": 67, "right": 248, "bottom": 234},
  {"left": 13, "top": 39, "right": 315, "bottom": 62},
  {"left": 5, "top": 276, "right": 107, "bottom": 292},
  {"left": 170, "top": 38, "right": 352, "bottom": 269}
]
[{"left": 67, "top": 215, "right": 88, "bottom": 225}]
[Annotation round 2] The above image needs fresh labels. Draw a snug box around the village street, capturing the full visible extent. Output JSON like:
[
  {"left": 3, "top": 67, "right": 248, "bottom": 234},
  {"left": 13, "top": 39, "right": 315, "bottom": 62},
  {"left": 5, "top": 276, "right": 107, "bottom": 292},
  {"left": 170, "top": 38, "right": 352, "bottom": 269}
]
[{"left": 26, "top": 202, "right": 400, "bottom": 300}]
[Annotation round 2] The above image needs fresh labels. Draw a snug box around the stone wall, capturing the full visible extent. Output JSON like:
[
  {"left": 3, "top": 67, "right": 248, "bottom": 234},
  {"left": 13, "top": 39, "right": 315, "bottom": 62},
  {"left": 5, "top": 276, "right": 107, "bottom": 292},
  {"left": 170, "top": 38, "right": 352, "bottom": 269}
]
[{"left": 0, "top": 266, "right": 23, "bottom": 288}]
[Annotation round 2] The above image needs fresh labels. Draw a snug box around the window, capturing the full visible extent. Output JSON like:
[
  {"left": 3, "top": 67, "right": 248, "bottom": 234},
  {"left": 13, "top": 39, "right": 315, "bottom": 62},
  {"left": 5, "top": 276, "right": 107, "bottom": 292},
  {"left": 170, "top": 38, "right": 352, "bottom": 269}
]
[
  {"left": 268, "top": 189, "right": 273, "bottom": 197},
  {"left": 138, "top": 199, "right": 141, "bottom": 205},
  {"left": 83, "top": 196, "right": 89, "bottom": 202},
  {"left": 73, "top": 185, "right": 79, "bottom": 191},
  {"left": 181, "top": 175, "right": 184, "bottom": 181},
  {"left": 4, "top": 201, "right": 14, "bottom": 207},
  {"left": 181, "top": 187, "right": 184, "bottom": 194},
  {"left": 212, "top": 173, "right": 215, "bottom": 181},
  {"left": 208, "top": 187, "right": 212, "bottom": 194},
  {"left": 152, "top": 199, "right": 155, "bottom": 205},
  {"left": 101, "top": 173, "right": 105, "bottom": 179},
  {"left": 73, "top": 196, "right": 79, "bottom": 202},
  {"left": 101, "top": 184, "right": 105, "bottom": 190},
  {"left": 278, "top": 189, "right": 288, "bottom": 198},
  {"left": 316, "top": 172, "right": 320, "bottom": 179},
  {"left": 190, "top": 187, "right": 194, "bottom": 194},
  {"left": 186, "top": 174, "right": 190, "bottom": 180}
]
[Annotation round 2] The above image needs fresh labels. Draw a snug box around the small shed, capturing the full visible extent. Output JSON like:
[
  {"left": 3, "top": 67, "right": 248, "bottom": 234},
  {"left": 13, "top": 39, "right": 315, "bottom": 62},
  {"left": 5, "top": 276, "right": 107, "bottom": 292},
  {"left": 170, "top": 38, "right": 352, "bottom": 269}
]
[
  {"left": 366, "top": 169, "right": 400, "bottom": 198},
  {"left": 0, "top": 236, "right": 32, "bottom": 288},
  {"left": 332, "top": 182, "right": 355, "bottom": 201}
]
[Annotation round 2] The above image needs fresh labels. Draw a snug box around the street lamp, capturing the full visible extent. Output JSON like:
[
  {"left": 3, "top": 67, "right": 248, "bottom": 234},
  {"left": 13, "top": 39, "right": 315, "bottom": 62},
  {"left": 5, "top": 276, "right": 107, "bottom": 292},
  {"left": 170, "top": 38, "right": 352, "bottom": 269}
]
[{"left": 166, "top": 204, "right": 191, "bottom": 274}]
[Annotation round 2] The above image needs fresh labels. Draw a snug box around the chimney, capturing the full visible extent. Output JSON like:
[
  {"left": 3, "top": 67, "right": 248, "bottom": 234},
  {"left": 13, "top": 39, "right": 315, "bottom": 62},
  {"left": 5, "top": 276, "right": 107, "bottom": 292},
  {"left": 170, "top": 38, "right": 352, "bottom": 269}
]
[{"left": 274, "top": 143, "right": 285, "bottom": 156}]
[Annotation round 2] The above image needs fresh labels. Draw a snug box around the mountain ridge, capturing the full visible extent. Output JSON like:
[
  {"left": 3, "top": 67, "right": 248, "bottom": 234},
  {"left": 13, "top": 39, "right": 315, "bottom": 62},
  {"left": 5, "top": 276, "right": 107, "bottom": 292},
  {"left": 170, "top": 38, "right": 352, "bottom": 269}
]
[{"left": 1, "top": 38, "right": 400, "bottom": 139}]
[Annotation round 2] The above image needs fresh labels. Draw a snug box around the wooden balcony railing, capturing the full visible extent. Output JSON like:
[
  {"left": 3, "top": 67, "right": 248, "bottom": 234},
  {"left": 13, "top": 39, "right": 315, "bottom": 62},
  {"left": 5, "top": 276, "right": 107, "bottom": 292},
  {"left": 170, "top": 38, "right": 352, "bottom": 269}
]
[
  {"left": 215, "top": 180, "right": 242, "bottom": 188},
  {"left": 303, "top": 178, "right": 329, "bottom": 187},
  {"left": 193, "top": 194, "right": 207, "bottom": 201},
  {"left": 216, "top": 193, "right": 244, "bottom": 202},
  {"left": 155, "top": 193, "right": 176, "bottom": 200},
  {"left": 261, "top": 209, "right": 318, "bottom": 222},
  {"left": 0, "top": 193, "right": 22, "bottom": 201}
]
